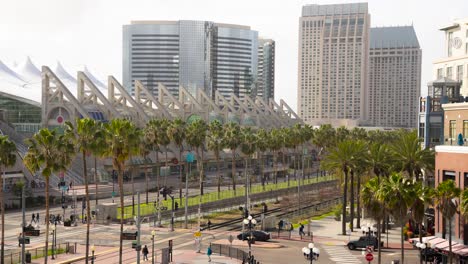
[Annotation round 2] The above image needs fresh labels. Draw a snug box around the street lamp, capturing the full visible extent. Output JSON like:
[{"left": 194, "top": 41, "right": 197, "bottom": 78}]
[
  {"left": 302, "top": 242, "right": 320, "bottom": 263},
  {"left": 50, "top": 225, "right": 56, "bottom": 260},
  {"left": 361, "top": 223, "right": 377, "bottom": 246},
  {"left": 242, "top": 215, "right": 257, "bottom": 262},
  {"left": 91, "top": 244, "right": 95, "bottom": 264},
  {"left": 416, "top": 237, "right": 436, "bottom": 264},
  {"left": 151, "top": 230, "right": 156, "bottom": 264}
]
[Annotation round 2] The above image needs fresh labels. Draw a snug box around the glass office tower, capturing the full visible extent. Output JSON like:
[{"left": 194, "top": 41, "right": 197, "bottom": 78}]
[{"left": 123, "top": 20, "right": 260, "bottom": 99}]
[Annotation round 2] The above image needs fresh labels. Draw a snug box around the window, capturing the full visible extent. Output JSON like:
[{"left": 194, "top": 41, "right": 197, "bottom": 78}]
[
  {"left": 448, "top": 32, "right": 453, "bottom": 57},
  {"left": 437, "top": 68, "right": 443, "bottom": 79},
  {"left": 443, "top": 170, "right": 456, "bottom": 181},
  {"left": 447, "top": 67, "right": 453, "bottom": 79},
  {"left": 456, "top": 65, "right": 464, "bottom": 81},
  {"left": 450, "top": 120, "right": 457, "bottom": 139},
  {"left": 464, "top": 120, "right": 468, "bottom": 138}
]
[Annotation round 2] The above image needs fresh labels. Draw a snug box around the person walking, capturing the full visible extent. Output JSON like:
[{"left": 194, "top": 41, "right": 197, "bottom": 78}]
[
  {"left": 299, "top": 223, "right": 306, "bottom": 239},
  {"left": 207, "top": 220, "right": 212, "bottom": 231},
  {"left": 36, "top": 213, "right": 39, "bottom": 224},
  {"left": 142, "top": 245, "right": 149, "bottom": 261},
  {"left": 31, "top": 213, "right": 36, "bottom": 224},
  {"left": 207, "top": 244, "right": 213, "bottom": 262}
]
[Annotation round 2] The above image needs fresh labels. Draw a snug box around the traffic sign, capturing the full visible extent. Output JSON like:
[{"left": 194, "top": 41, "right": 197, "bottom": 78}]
[
  {"left": 194, "top": 231, "right": 201, "bottom": 237},
  {"left": 186, "top": 153, "right": 195, "bottom": 163},
  {"left": 365, "top": 253, "right": 373, "bottom": 261}
]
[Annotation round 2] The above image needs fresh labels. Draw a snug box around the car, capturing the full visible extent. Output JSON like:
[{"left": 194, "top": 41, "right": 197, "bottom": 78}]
[
  {"left": 347, "top": 236, "right": 383, "bottom": 250},
  {"left": 237, "top": 230, "right": 271, "bottom": 242}
]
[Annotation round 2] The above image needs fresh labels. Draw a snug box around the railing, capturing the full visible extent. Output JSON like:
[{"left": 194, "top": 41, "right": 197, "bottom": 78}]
[
  {"left": 211, "top": 243, "right": 249, "bottom": 262},
  {"left": 444, "top": 137, "right": 468, "bottom": 146},
  {"left": 5, "top": 242, "right": 72, "bottom": 264}
]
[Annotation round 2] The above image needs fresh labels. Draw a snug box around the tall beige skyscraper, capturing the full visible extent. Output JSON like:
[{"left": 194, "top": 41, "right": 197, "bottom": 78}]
[
  {"left": 368, "top": 26, "right": 421, "bottom": 128},
  {"left": 298, "top": 3, "right": 370, "bottom": 126}
]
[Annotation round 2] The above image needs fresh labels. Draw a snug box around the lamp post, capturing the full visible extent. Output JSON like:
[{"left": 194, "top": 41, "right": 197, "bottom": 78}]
[
  {"left": 91, "top": 244, "right": 95, "bottom": 264},
  {"left": 50, "top": 224, "right": 56, "bottom": 260},
  {"left": 243, "top": 215, "right": 257, "bottom": 261},
  {"left": 151, "top": 230, "right": 156, "bottom": 264},
  {"left": 416, "top": 237, "right": 435, "bottom": 264},
  {"left": 302, "top": 242, "right": 320, "bottom": 264}
]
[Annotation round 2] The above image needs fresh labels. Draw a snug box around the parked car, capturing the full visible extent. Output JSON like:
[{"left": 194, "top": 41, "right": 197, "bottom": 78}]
[
  {"left": 237, "top": 231, "right": 271, "bottom": 242},
  {"left": 347, "top": 236, "right": 383, "bottom": 250}
]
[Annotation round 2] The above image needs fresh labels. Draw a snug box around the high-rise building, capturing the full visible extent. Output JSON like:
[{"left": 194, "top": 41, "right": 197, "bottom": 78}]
[
  {"left": 433, "top": 18, "right": 468, "bottom": 96},
  {"left": 368, "top": 26, "right": 421, "bottom": 128},
  {"left": 298, "top": 3, "right": 370, "bottom": 126},
  {"left": 123, "top": 20, "right": 262, "bottom": 99},
  {"left": 257, "top": 38, "right": 275, "bottom": 100}
]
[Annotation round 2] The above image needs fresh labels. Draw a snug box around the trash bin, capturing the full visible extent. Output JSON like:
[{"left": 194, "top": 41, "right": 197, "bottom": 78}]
[{"left": 25, "top": 252, "right": 31, "bottom": 263}]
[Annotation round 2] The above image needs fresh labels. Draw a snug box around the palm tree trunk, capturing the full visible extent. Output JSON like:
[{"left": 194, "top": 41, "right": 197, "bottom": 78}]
[
  {"left": 179, "top": 149, "right": 183, "bottom": 205},
  {"left": 217, "top": 155, "right": 221, "bottom": 199},
  {"left": 197, "top": 147, "right": 204, "bottom": 229},
  {"left": 44, "top": 177, "right": 50, "bottom": 264},
  {"left": 156, "top": 152, "right": 161, "bottom": 227},
  {"left": 83, "top": 152, "right": 91, "bottom": 264},
  {"left": 449, "top": 217, "right": 453, "bottom": 264},
  {"left": 244, "top": 158, "right": 248, "bottom": 213},
  {"left": 132, "top": 168, "right": 135, "bottom": 216},
  {"left": 118, "top": 167, "right": 124, "bottom": 264},
  {"left": 94, "top": 157, "right": 98, "bottom": 206},
  {"left": 145, "top": 155, "right": 149, "bottom": 204},
  {"left": 164, "top": 151, "right": 168, "bottom": 187},
  {"left": 350, "top": 170, "right": 355, "bottom": 232},
  {"left": 378, "top": 219, "right": 382, "bottom": 264},
  {"left": 356, "top": 172, "right": 361, "bottom": 228},
  {"left": 400, "top": 208, "right": 405, "bottom": 264},
  {"left": 1, "top": 167, "right": 4, "bottom": 264},
  {"left": 274, "top": 152, "right": 278, "bottom": 184},
  {"left": 232, "top": 151, "right": 236, "bottom": 195},
  {"left": 342, "top": 168, "right": 348, "bottom": 235},
  {"left": 200, "top": 149, "right": 204, "bottom": 196},
  {"left": 261, "top": 152, "right": 265, "bottom": 191}
]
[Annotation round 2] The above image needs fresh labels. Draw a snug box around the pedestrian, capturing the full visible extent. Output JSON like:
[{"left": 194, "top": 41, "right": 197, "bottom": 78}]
[
  {"left": 207, "top": 243, "right": 213, "bottom": 262},
  {"left": 207, "top": 219, "right": 212, "bottom": 230},
  {"left": 70, "top": 181, "right": 73, "bottom": 189},
  {"left": 299, "top": 224, "right": 305, "bottom": 238},
  {"left": 31, "top": 213, "right": 36, "bottom": 224},
  {"left": 142, "top": 245, "right": 149, "bottom": 261},
  {"left": 36, "top": 213, "right": 39, "bottom": 224}
]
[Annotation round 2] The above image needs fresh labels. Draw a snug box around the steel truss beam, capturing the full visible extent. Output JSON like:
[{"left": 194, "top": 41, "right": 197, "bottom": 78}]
[
  {"left": 42, "top": 66, "right": 89, "bottom": 127},
  {"left": 134, "top": 80, "right": 171, "bottom": 119}
]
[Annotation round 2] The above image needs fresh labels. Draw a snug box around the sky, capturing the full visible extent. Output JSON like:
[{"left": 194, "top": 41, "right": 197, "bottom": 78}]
[{"left": 1, "top": 0, "right": 467, "bottom": 112}]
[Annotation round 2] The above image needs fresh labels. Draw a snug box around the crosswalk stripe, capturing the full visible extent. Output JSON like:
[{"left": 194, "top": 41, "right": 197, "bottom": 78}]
[{"left": 321, "top": 244, "right": 363, "bottom": 264}]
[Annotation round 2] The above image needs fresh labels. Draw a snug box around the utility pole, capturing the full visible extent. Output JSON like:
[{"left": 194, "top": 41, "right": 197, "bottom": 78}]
[{"left": 21, "top": 186, "right": 25, "bottom": 264}]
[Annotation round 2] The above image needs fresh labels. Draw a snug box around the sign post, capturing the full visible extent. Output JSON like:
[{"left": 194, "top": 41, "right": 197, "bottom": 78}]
[{"left": 185, "top": 152, "right": 195, "bottom": 229}]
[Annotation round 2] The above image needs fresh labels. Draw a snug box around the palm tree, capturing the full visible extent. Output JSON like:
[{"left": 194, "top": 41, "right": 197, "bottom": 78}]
[
  {"left": 391, "top": 130, "right": 435, "bottom": 180},
  {"left": 91, "top": 122, "right": 106, "bottom": 207},
  {"left": 0, "top": 135, "right": 16, "bottom": 264},
  {"left": 138, "top": 136, "right": 152, "bottom": 204},
  {"left": 240, "top": 127, "right": 257, "bottom": 213},
  {"left": 312, "top": 124, "right": 336, "bottom": 156},
  {"left": 255, "top": 129, "right": 269, "bottom": 190},
  {"left": 299, "top": 125, "right": 314, "bottom": 181},
  {"left": 279, "top": 127, "right": 292, "bottom": 186},
  {"left": 321, "top": 140, "right": 365, "bottom": 235},
  {"left": 410, "top": 182, "right": 434, "bottom": 245},
  {"left": 167, "top": 118, "right": 186, "bottom": 204},
  {"left": 348, "top": 141, "right": 366, "bottom": 232},
  {"left": 101, "top": 119, "right": 140, "bottom": 263},
  {"left": 64, "top": 118, "right": 102, "bottom": 263},
  {"left": 376, "top": 173, "right": 414, "bottom": 264},
  {"left": 185, "top": 119, "right": 207, "bottom": 228},
  {"left": 24, "top": 129, "right": 74, "bottom": 264},
  {"left": 222, "top": 122, "right": 241, "bottom": 194},
  {"left": 158, "top": 119, "right": 171, "bottom": 187},
  {"left": 268, "top": 129, "right": 283, "bottom": 184},
  {"left": 361, "top": 177, "right": 385, "bottom": 264},
  {"left": 207, "top": 120, "right": 224, "bottom": 199},
  {"left": 434, "top": 180, "right": 461, "bottom": 264},
  {"left": 143, "top": 119, "right": 163, "bottom": 226}
]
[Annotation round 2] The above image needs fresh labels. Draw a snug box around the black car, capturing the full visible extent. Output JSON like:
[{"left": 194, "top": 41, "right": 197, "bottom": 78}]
[
  {"left": 347, "top": 236, "right": 383, "bottom": 250},
  {"left": 237, "top": 231, "right": 271, "bottom": 242}
]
